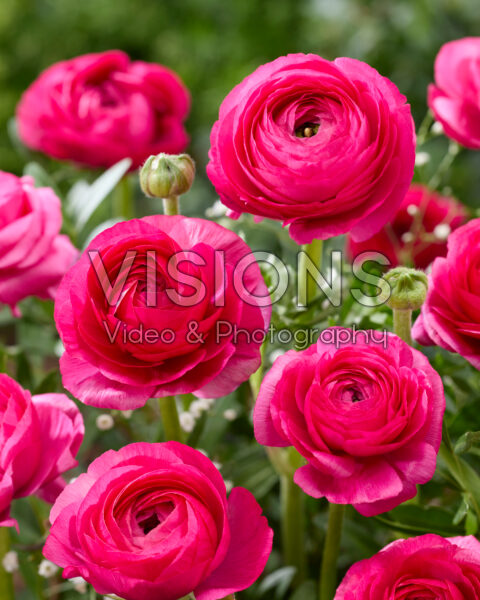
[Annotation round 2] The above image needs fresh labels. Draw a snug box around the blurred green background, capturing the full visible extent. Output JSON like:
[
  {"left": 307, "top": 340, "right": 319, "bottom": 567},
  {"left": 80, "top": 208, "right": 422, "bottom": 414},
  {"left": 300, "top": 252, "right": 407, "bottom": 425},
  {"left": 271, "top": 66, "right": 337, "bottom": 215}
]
[
  {"left": 2, "top": 2, "right": 480, "bottom": 598},
  {"left": 1, "top": 0, "right": 480, "bottom": 209}
]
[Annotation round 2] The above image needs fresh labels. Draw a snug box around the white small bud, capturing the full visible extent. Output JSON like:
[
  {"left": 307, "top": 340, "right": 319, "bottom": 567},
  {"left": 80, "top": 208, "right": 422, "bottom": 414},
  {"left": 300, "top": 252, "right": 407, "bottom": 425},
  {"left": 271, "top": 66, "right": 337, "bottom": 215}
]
[
  {"left": 213, "top": 461, "right": 222, "bottom": 470},
  {"left": 433, "top": 223, "right": 451, "bottom": 241},
  {"left": 179, "top": 412, "right": 195, "bottom": 433},
  {"left": 38, "top": 559, "right": 59, "bottom": 578},
  {"left": 406, "top": 204, "right": 419, "bottom": 216},
  {"left": 70, "top": 577, "right": 87, "bottom": 593},
  {"left": 122, "top": 410, "right": 133, "bottom": 419},
  {"left": 205, "top": 199, "right": 228, "bottom": 218},
  {"left": 224, "top": 480, "right": 234, "bottom": 493},
  {"left": 223, "top": 409, "right": 238, "bottom": 422},
  {"left": 96, "top": 414, "right": 115, "bottom": 431},
  {"left": 190, "top": 400, "right": 205, "bottom": 419},
  {"left": 432, "top": 121, "right": 444, "bottom": 135},
  {"left": 197, "top": 448, "right": 208, "bottom": 457},
  {"left": 2, "top": 551, "right": 18, "bottom": 573},
  {"left": 415, "top": 151, "right": 430, "bottom": 167},
  {"left": 401, "top": 232, "right": 415, "bottom": 244}
]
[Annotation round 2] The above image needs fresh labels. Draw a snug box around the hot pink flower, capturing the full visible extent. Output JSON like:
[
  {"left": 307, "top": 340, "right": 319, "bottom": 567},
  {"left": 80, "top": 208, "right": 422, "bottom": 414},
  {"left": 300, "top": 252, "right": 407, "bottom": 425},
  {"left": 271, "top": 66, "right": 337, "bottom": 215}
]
[
  {"left": 0, "top": 171, "right": 78, "bottom": 315},
  {"left": 335, "top": 535, "right": 480, "bottom": 599},
  {"left": 17, "top": 50, "right": 190, "bottom": 169},
  {"left": 0, "top": 374, "right": 84, "bottom": 528},
  {"left": 55, "top": 216, "right": 271, "bottom": 410},
  {"left": 44, "top": 442, "right": 272, "bottom": 600},
  {"left": 347, "top": 184, "right": 467, "bottom": 269},
  {"left": 413, "top": 218, "right": 480, "bottom": 368},
  {"left": 207, "top": 53, "right": 415, "bottom": 244},
  {"left": 428, "top": 37, "right": 480, "bottom": 149},
  {"left": 254, "top": 329, "right": 445, "bottom": 516}
]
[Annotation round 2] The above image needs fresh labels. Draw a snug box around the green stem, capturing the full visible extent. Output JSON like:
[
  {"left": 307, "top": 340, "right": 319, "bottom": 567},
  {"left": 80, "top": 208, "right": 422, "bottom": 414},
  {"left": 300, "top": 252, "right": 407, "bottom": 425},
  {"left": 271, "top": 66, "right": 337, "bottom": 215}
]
[
  {"left": 281, "top": 474, "right": 306, "bottom": 586},
  {"left": 163, "top": 195, "right": 180, "bottom": 216},
  {"left": 428, "top": 141, "right": 461, "bottom": 190},
  {"left": 0, "top": 528, "right": 14, "bottom": 600},
  {"left": 158, "top": 396, "right": 184, "bottom": 442},
  {"left": 114, "top": 175, "right": 134, "bottom": 219},
  {"left": 298, "top": 239, "right": 324, "bottom": 306},
  {"left": 319, "top": 504, "right": 345, "bottom": 600},
  {"left": 416, "top": 110, "right": 433, "bottom": 146},
  {"left": 393, "top": 308, "right": 413, "bottom": 345}
]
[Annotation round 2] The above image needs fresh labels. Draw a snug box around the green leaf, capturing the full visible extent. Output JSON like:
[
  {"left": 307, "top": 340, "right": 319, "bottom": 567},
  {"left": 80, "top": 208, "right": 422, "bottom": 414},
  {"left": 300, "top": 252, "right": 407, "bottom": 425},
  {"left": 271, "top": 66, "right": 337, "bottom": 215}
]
[
  {"left": 257, "top": 566, "right": 296, "bottom": 598},
  {"left": 374, "top": 504, "right": 463, "bottom": 537},
  {"left": 455, "top": 431, "right": 480, "bottom": 455},
  {"left": 67, "top": 158, "right": 132, "bottom": 232}
]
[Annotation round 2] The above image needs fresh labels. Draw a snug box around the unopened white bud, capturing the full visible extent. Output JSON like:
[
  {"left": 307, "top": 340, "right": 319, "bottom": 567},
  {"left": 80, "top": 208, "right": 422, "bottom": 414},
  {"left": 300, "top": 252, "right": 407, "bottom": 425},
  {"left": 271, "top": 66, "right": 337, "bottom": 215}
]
[
  {"left": 406, "top": 204, "right": 419, "bottom": 216},
  {"left": 190, "top": 400, "right": 205, "bottom": 419},
  {"left": 433, "top": 223, "right": 451, "bottom": 241},
  {"left": 224, "top": 480, "right": 234, "bottom": 493},
  {"left": 96, "top": 414, "right": 114, "bottom": 431},
  {"left": 401, "top": 232, "right": 415, "bottom": 244},
  {"left": 415, "top": 152, "right": 430, "bottom": 167},
  {"left": 38, "top": 559, "right": 59, "bottom": 578},
  {"left": 223, "top": 409, "right": 238, "bottom": 422},
  {"left": 432, "top": 121, "right": 444, "bottom": 135},
  {"left": 179, "top": 412, "right": 195, "bottom": 433},
  {"left": 2, "top": 551, "right": 18, "bottom": 573}
]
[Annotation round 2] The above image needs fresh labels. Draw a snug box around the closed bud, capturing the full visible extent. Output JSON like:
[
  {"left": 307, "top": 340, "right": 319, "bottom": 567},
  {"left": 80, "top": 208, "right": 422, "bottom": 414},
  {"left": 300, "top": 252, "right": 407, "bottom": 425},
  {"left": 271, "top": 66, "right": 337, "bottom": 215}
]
[
  {"left": 140, "top": 153, "right": 195, "bottom": 199},
  {"left": 385, "top": 267, "right": 428, "bottom": 311}
]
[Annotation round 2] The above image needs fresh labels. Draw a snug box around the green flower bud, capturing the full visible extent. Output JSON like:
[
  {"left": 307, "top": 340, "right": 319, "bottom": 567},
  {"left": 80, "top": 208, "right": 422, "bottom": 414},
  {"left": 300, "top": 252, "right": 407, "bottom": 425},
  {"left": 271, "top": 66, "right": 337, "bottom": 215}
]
[
  {"left": 140, "top": 153, "right": 195, "bottom": 199},
  {"left": 384, "top": 267, "right": 428, "bottom": 311}
]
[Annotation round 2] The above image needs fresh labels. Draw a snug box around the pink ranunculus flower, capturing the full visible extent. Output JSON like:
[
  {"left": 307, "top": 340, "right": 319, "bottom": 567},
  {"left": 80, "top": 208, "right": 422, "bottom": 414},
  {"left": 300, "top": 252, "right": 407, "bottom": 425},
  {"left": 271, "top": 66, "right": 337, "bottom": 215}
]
[
  {"left": 44, "top": 442, "right": 273, "bottom": 600},
  {"left": 0, "top": 373, "right": 84, "bottom": 528},
  {"left": 428, "top": 37, "right": 480, "bottom": 149},
  {"left": 254, "top": 328, "right": 445, "bottom": 516},
  {"left": 0, "top": 171, "right": 78, "bottom": 315},
  {"left": 347, "top": 184, "right": 468, "bottom": 269},
  {"left": 413, "top": 218, "right": 480, "bottom": 368},
  {"left": 17, "top": 50, "right": 190, "bottom": 169},
  {"left": 207, "top": 53, "right": 416, "bottom": 245},
  {"left": 335, "top": 534, "right": 480, "bottom": 599},
  {"left": 55, "top": 216, "right": 271, "bottom": 410}
]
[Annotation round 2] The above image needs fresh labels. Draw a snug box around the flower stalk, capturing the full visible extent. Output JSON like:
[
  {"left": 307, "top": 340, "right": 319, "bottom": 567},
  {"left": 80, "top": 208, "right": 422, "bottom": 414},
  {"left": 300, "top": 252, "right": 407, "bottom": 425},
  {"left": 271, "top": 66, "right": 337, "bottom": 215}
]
[
  {"left": 158, "top": 396, "right": 184, "bottom": 442},
  {"left": 281, "top": 471, "right": 307, "bottom": 585},
  {"left": 319, "top": 503, "right": 346, "bottom": 600},
  {"left": 298, "top": 238, "right": 324, "bottom": 305},
  {"left": 0, "top": 527, "right": 14, "bottom": 600}
]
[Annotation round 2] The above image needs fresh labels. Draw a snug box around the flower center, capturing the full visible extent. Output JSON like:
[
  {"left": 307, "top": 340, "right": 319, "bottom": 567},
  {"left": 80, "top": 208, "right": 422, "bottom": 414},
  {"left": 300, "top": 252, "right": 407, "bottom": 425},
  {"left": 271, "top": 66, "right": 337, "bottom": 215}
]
[
  {"left": 135, "top": 501, "right": 175, "bottom": 535},
  {"left": 342, "top": 387, "right": 364, "bottom": 403},
  {"left": 295, "top": 122, "right": 320, "bottom": 138},
  {"left": 138, "top": 512, "right": 160, "bottom": 534}
]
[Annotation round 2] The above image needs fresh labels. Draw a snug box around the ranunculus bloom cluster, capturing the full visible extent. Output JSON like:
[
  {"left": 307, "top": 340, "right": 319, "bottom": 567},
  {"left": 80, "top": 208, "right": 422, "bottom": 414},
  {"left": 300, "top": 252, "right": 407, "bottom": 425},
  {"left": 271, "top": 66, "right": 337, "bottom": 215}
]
[
  {"left": 0, "top": 171, "right": 78, "bottom": 315},
  {"left": 0, "top": 374, "right": 84, "bottom": 528},
  {"left": 347, "top": 184, "right": 467, "bottom": 269},
  {"left": 254, "top": 329, "right": 445, "bottom": 516},
  {"left": 17, "top": 50, "right": 190, "bottom": 169},
  {"left": 55, "top": 216, "right": 271, "bottom": 409},
  {"left": 428, "top": 37, "right": 480, "bottom": 149},
  {"left": 335, "top": 534, "right": 480, "bottom": 598},
  {"left": 413, "top": 218, "right": 480, "bottom": 368},
  {"left": 44, "top": 442, "right": 273, "bottom": 600},
  {"left": 208, "top": 53, "right": 416, "bottom": 244}
]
